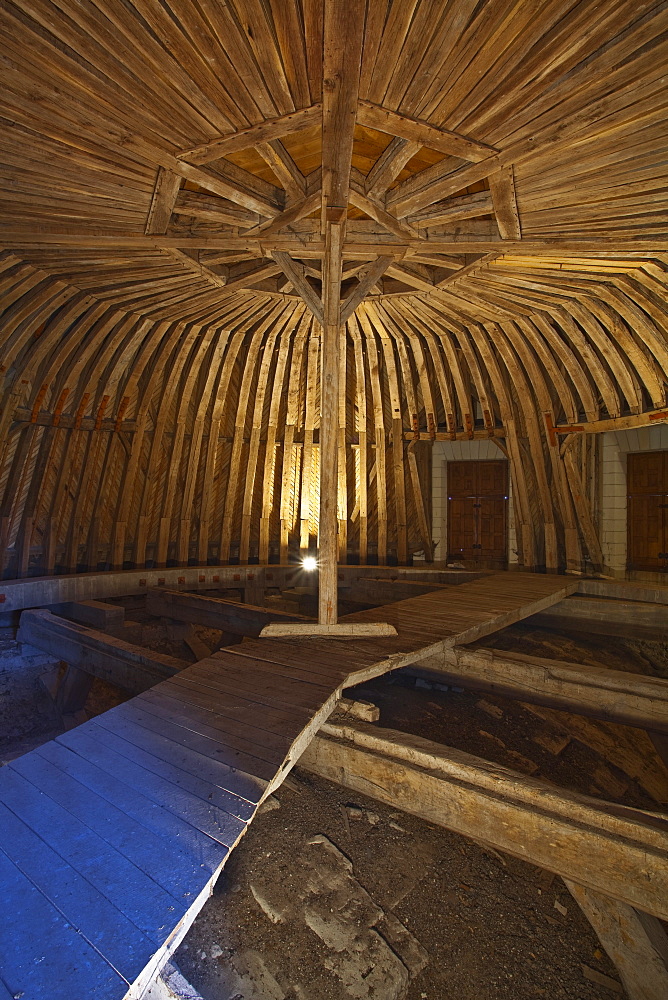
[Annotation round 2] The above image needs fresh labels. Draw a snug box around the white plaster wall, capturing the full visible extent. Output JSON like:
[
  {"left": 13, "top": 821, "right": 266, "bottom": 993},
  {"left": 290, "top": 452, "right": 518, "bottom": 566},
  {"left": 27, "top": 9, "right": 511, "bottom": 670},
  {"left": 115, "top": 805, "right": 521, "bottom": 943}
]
[
  {"left": 600, "top": 424, "right": 668, "bottom": 575},
  {"left": 431, "top": 440, "right": 517, "bottom": 565}
]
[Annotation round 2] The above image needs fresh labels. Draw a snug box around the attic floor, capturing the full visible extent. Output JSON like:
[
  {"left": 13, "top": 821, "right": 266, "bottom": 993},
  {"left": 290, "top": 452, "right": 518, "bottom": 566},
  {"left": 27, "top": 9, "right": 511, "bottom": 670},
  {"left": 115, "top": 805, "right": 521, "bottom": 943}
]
[
  {"left": 172, "top": 622, "right": 668, "bottom": 1000},
  {"left": 1, "top": 597, "right": 667, "bottom": 999}
]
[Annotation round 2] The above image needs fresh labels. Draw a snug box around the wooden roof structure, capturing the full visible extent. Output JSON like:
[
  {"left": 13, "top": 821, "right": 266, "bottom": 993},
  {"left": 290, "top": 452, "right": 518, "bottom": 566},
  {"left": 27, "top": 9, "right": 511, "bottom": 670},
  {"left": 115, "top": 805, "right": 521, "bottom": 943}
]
[{"left": 0, "top": 0, "right": 667, "bottom": 581}]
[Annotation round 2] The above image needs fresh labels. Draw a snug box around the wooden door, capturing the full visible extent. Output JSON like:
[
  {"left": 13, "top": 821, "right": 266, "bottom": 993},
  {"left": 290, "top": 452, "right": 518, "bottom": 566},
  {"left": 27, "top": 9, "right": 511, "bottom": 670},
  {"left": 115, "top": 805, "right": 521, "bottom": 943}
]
[
  {"left": 447, "top": 460, "right": 508, "bottom": 568},
  {"left": 627, "top": 452, "right": 668, "bottom": 572}
]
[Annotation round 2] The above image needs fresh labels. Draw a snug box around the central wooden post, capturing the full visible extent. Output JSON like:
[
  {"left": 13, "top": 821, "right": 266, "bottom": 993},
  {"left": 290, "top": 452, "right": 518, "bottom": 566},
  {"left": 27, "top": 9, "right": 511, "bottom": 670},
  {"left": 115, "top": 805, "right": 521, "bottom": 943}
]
[
  {"left": 318, "top": 218, "right": 344, "bottom": 624},
  {"left": 261, "top": 0, "right": 396, "bottom": 638}
]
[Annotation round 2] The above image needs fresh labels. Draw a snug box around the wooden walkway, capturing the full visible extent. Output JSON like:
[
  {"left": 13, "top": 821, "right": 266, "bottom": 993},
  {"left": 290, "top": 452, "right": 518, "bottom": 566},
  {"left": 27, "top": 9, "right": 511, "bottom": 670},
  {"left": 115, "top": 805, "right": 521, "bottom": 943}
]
[{"left": 0, "top": 572, "right": 575, "bottom": 999}]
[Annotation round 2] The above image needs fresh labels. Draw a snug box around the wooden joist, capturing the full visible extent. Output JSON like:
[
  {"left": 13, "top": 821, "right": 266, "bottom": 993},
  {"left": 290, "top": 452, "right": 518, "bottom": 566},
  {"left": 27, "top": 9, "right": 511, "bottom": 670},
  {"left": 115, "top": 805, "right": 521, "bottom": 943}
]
[
  {"left": 49, "top": 600, "right": 124, "bottom": 630},
  {"left": 532, "top": 596, "right": 668, "bottom": 642},
  {"left": 146, "top": 587, "right": 308, "bottom": 637},
  {"left": 413, "top": 645, "right": 668, "bottom": 734},
  {"left": 18, "top": 610, "right": 187, "bottom": 694},
  {"left": 299, "top": 719, "right": 668, "bottom": 919}
]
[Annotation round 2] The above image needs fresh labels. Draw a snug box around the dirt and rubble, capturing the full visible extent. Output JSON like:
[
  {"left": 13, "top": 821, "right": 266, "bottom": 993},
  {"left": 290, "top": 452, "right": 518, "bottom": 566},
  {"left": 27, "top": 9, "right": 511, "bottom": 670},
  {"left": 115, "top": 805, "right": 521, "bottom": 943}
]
[{"left": 1, "top": 598, "right": 667, "bottom": 998}]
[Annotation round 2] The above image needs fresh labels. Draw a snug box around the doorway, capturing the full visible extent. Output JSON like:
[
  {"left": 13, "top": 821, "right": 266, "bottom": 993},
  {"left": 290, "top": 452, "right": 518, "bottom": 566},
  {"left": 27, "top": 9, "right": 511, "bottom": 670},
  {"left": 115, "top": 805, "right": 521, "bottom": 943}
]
[
  {"left": 627, "top": 451, "right": 668, "bottom": 572},
  {"left": 447, "top": 460, "right": 508, "bottom": 568}
]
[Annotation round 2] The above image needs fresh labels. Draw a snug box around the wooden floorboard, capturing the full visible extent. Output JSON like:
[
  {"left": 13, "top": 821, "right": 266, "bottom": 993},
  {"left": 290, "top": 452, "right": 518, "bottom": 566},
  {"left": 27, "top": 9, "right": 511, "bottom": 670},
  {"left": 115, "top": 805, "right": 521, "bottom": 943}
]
[{"left": 0, "top": 571, "right": 577, "bottom": 999}]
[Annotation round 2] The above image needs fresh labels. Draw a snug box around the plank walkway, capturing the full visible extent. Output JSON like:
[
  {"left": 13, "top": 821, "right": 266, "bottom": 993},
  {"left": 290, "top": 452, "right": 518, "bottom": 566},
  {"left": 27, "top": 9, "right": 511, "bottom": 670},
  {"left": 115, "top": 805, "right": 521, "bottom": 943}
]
[{"left": 0, "top": 572, "right": 575, "bottom": 999}]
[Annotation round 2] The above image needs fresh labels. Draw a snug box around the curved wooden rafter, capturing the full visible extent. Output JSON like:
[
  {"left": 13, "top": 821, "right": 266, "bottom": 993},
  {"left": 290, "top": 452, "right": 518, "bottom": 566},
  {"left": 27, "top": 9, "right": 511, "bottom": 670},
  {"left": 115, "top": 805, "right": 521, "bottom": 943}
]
[{"left": 0, "top": 1, "right": 667, "bottom": 582}]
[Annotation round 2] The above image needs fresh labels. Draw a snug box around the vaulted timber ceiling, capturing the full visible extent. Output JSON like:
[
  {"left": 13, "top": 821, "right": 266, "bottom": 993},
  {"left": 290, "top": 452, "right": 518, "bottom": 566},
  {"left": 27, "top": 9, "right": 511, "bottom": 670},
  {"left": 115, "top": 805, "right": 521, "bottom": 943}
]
[{"left": 0, "top": 0, "right": 667, "bottom": 578}]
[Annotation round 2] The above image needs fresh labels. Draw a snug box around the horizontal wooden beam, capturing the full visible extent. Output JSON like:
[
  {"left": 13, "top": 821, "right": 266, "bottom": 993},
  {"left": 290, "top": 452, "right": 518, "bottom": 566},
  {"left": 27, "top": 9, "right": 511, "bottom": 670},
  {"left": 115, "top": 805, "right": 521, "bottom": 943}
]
[
  {"left": 13, "top": 409, "right": 137, "bottom": 432},
  {"left": 403, "top": 428, "right": 505, "bottom": 440},
  {"left": 3, "top": 233, "right": 665, "bottom": 254},
  {"left": 0, "top": 565, "right": 277, "bottom": 613},
  {"left": 578, "top": 580, "right": 668, "bottom": 606},
  {"left": 48, "top": 600, "right": 124, "bottom": 630},
  {"left": 299, "top": 720, "right": 668, "bottom": 919},
  {"left": 532, "top": 596, "right": 668, "bottom": 642},
  {"left": 557, "top": 409, "right": 668, "bottom": 439},
  {"left": 17, "top": 610, "right": 187, "bottom": 694},
  {"left": 413, "top": 645, "right": 668, "bottom": 733},
  {"left": 146, "top": 587, "right": 308, "bottom": 636}
]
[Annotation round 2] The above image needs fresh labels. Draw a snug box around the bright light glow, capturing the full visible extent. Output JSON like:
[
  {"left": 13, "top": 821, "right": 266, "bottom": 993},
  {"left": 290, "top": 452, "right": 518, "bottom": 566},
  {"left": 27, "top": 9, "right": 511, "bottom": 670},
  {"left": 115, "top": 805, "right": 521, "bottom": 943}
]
[{"left": 302, "top": 556, "right": 318, "bottom": 571}]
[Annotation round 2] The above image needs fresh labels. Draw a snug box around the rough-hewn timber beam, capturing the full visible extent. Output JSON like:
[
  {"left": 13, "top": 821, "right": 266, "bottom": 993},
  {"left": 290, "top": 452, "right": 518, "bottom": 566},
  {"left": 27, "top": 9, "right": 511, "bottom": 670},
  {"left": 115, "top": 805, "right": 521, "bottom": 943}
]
[
  {"left": 3, "top": 234, "right": 665, "bottom": 254},
  {"left": 356, "top": 102, "right": 496, "bottom": 162},
  {"left": 270, "top": 251, "right": 324, "bottom": 323},
  {"left": 412, "top": 645, "right": 668, "bottom": 733},
  {"left": 17, "top": 610, "right": 187, "bottom": 694},
  {"left": 565, "top": 881, "right": 668, "bottom": 1000},
  {"left": 177, "top": 105, "right": 323, "bottom": 164},
  {"left": 146, "top": 588, "right": 308, "bottom": 636},
  {"left": 531, "top": 596, "right": 668, "bottom": 642},
  {"left": 299, "top": 720, "right": 668, "bottom": 919},
  {"left": 340, "top": 256, "right": 394, "bottom": 323},
  {"left": 48, "top": 600, "right": 124, "bottom": 630},
  {"left": 317, "top": 0, "right": 365, "bottom": 627}
]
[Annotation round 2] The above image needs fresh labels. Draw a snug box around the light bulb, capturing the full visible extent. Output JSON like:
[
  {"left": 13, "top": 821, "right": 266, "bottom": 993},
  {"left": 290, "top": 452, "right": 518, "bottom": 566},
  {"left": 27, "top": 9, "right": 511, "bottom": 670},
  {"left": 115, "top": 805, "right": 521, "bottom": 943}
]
[{"left": 302, "top": 556, "right": 317, "bottom": 571}]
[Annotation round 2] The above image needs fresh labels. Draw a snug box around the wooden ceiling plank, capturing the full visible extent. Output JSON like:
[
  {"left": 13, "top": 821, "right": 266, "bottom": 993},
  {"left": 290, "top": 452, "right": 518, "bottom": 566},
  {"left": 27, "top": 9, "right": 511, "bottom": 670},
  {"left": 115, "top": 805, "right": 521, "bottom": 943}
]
[
  {"left": 429, "top": 0, "right": 572, "bottom": 132},
  {"left": 409, "top": 191, "right": 494, "bottom": 228},
  {"left": 193, "top": 0, "right": 281, "bottom": 119},
  {"left": 302, "top": 0, "right": 324, "bottom": 101},
  {"left": 382, "top": 0, "right": 453, "bottom": 113},
  {"left": 268, "top": 0, "right": 312, "bottom": 108},
  {"left": 168, "top": 0, "right": 270, "bottom": 122},
  {"left": 172, "top": 191, "right": 258, "bottom": 227},
  {"left": 228, "top": 0, "right": 296, "bottom": 114},
  {"left": 387, "top": 153, "right": 501, "bottom": 218},
  {"left": 115, "top": 0, "right": 249, "bottom": 130},
  {"left": 358, "top": 100, "right": 497, "bottom": 162},
  {"left": 363, "top": 0, "right": 420, "bottom": 105},
  {"left": 457, "top": 0, "right": 640, "bottom": 138},
  {"left": 0, "top": 0, "right": 224, "bottom": 143},
  {"left": 478, "top": 4, "right": 668, "bottom": 147}
]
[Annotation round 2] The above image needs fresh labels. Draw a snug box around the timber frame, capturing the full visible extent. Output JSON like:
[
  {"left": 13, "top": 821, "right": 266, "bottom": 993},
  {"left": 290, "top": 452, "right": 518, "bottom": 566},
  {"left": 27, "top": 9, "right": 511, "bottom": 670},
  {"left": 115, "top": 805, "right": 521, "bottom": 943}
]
[{"left": 0, "top": 1, "right": 667, "bottom": 581}]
